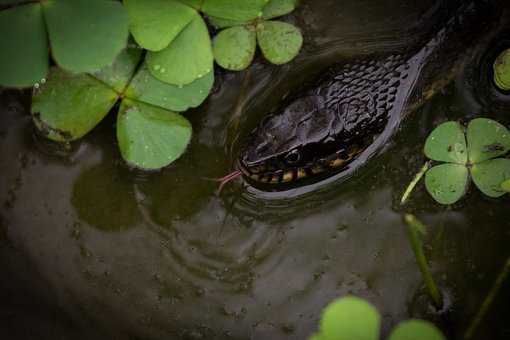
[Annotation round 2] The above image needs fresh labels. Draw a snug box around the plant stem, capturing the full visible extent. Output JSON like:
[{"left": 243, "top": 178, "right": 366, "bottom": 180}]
[
  {"left": 401, "top": 162, "right": 430, "bottom": 205},
  {"left": 464, "top": 257, "right": 510, "bottom": 340},
  {"left": 405, "top": 214, "right": 444, "bottom": 309}
]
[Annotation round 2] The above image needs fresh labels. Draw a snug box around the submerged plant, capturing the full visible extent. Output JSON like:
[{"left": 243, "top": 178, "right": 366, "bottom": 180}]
[
  {"left": 493, "top": 48, "right": 510, "bottom": 91},
  {"left": 310, "top": 296, "right": 445, "bottom": 340},
  {"left": 403, "top": 118, "right": 510, "bottom": 205}
]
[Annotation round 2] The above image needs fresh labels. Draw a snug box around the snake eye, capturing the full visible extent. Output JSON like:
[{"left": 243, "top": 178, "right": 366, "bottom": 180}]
[{"left": 285, "top": 149, "right": 301, "bottom": 165}]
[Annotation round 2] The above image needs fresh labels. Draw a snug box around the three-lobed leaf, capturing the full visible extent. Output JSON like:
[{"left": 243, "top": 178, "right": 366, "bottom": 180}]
[{"left": 262, "top": 0, "right": 297, "bottom": 19}]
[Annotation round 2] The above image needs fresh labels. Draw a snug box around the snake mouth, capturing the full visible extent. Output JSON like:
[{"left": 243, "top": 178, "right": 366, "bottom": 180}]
[{"left": 238, "top": 145, "right": 363, "bottom": 185}]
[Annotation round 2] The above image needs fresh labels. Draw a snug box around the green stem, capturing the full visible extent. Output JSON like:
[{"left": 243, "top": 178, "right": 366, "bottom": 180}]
[
  {"left": 401, "top": 162, "right": 430, "bottom": 205},
  {"left": 464, "top": 257, "right": 510, "bottom": 340},
  {"left": 405, "top": 214, "right": 444, "bottom": 309}
]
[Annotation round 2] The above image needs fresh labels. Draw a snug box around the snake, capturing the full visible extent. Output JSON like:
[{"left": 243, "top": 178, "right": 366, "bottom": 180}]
[{"left": 229, "top": 1, "right": 501, "bottom": 190}]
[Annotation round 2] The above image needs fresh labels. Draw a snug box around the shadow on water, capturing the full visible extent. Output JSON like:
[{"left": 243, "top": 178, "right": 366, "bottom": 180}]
[{"left": 1, "top": 1, "right": 510, "bottom": 340}]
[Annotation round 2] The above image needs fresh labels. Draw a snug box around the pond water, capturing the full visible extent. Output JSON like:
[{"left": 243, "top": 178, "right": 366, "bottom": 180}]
[{"left": 1, "top": 0, "right": 510, "bottom": 339}]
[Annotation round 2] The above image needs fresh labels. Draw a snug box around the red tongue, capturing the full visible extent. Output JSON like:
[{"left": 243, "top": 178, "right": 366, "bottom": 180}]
[{"left": 210, "top": 170, "right": 242, "bottom": 194}]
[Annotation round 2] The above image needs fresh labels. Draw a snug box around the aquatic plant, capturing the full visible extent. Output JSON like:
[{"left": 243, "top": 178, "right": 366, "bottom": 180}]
[
  {"left": 310, "top": 296, "right": 445, "bottom": 340},
  {"left": 493, "top": 48, "right": 510, "bottom": 91},
  {"left": 1, "top": 0, "right": 303, "bottom": 170},
  {"left": 402, "top": 118, "right": 510, "bottom": 205}
]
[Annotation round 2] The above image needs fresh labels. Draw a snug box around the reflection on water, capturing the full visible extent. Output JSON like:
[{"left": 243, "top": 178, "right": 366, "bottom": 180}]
[{"left": 1, "top": 0, "right": 510, "bottom": 339}]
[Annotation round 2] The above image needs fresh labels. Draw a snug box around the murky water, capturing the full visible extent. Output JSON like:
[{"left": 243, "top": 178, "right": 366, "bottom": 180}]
[{"left": 1, "top": 1, "right": 510, "bottom": 339}]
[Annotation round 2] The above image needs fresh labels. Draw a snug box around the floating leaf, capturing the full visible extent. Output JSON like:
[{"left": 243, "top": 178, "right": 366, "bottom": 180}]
[
  {"left": 257, "top": 20, "right": 303, "bottom": 65},
  {"left": 388, "top": 320, "right": 445, "bottom": 340},
  {"left": 424, "top": 121, "right": 467, "bottom": 164},
  {"left": 177, "top": 0, "right": 202, "bottom": 10},
  {"left": 262, "top": 0, "right": 297, "bottom": 19},
  {"left": 502, "top": 179, "right": 510, "bottom": 192},
  {"left": 425, "top": 163, "right": 469, "bottom": 205},
  {"left": 146, "top": 15, "right": 213, "bottom": 85},
  {"left": 493, "top": 48, "right": 510, "bottom": 91},
  {"left": 0, "top": 4, "right": 48, "bottom": 87},
  {"left": 471, "top": 158, "right": 510, "bottom": 198},
  {"left": 213, "top": 26, "right": 256, "bottom": 71},
  {"left": 117, "top": 100, "right": 192, "bottom": 170},
  {"left": 93, "top": 46, "right": 142, "bottom": 93},
  {"left": 42, "top": 0, "right": 129, "bottom": 73},
  {"left": 124, "top": 0, "right": 196, "bottom": 51},
  {"left": 201, "top": 0, "right": 267, "bottom": 21},
  {"left": 31, "top": 68, "right": 118, "bottom": 142},
  {"left": 208, "top": 15, "right": 250, "bottom": 28},
  {"left": 317, "top": 296, "right": 380, "bottom": 340},
  {"left": 126, "top": 64, "right": 214, "bottom": 112},
  {"left": 467, "top": 118, "right": 510, "bottom": 163}
]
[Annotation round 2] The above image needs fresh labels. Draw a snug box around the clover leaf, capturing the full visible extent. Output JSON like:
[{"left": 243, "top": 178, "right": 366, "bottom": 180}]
[
  {"left": 31, "top": 47, "right": 212, "bottom": 170},
  {"left": 211, "top": 0, "right": 303, "bottom": 71},
  {"left": 310, "top": 296, "right": 445, "bottom": 340},
  {"left": 0, "top": 0, "right": 129, "bottom": 88},
  {"left": 423, "top": 118, "right": 510, "bottom": 204}
]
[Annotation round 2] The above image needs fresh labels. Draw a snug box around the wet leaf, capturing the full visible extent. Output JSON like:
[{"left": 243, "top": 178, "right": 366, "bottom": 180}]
[
  {"left": 31, "top": 68, "right": 118, "bottom": 142},
  {"left": 93, "top": 46, "right": 143, "bottom": 93},
  {"left": 126, "top": 64, "right": 214, "bottom": 112},
  {"left": 0, "top": 4, "right": 48, "bottom": 87},
  {"left": 42, "top": 0, "right": 129, "bottom": 73},
  {"left": 388, "top": 320, "right": 445, "bottom": 340},
  {"left": 424, "top": 121, "right": 467, "bottom": 164},
  {"left": 493, "top": 48, "right": 510, "bottom": 91},
  {"left": 317, "top": 296, "right": 380, "bottom": 340},
  {"left": 425, "top": 163, "right": 469, "bottom": 205},
  {"left": 124, "top": 0, "right": 196, "bottom": 51},
  {"left": 201, "top": 0, "right": 267, "bottom": 21},
  {"left": 256, "top": 20, "right": 303, "bottom": 65},
  {"left": 146, "top": 15, "right": 213, "bottom": 85},
  {"left": 177, "top": 0, "right": 202, "bottom": 10},
  {"left": 471, "top": 158, "right": 510, "bottom": 198},
  {"left": 467, "top": 118, "right": 510, "bottom": 163},
  {"left": 262, "top": 0, "right": 297, "bottom": 19},
  {"left": 213, "top": 26, "right": 256, "bottom": 71},
  {"left": 208, "top": 16, "right": 250, "bottom": 28},
  {"left": 117, "top": 100, "right": 192, "bottom": 169},
  {"left": 502, "top": 179, "right": 510, "bottom": 192}
]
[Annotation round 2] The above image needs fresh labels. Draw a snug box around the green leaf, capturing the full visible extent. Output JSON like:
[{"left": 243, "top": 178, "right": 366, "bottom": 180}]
[
  {"left": 493, "top": 48, "right": 510, "bottom": 91},
  {"left": 388, "top": 320, "right": 445, "bottom": 340},
  {"left": 256, "top": 20, "right": 303, "bottom": 65},
  {"left": 0, "top": 4, "right": 48, "bottom": 87},
  {"left": 317, "top": 296, "right": 380, "bottom": 340},
  {"left": 207, "top": 15, "right": 251, "bottom": 28},
  {"left": 424, "top": 121, "right": 467, "bottom": 164},
  {"left": 93, "top": 46, "right": 142, "bottom": 93},
  {"left": 425, "top": 163, "right": 469, "bottom": 205},
  {"left": 262, "top": 0, "right": 297, "bottom": 19},
  {"left": 43, "top": 0, "right": 129, "bottom": 73},
  {"left": 31, "top": 68, "right": 118, "bottom": 142},
  {"left": 213, "top": 26, "right": 256, "bottom": 71},
  {"left": 146, "top": 15, "right": 213, "bottom": 85},
  {"left": 502, "top": 179, "right": 510, "bottom": 193},
  {"left": 471, "top": 158, "right": 510, "bottom": 198},
  {"left": 467, "top": 118, "right": 510, "bottom": 163},
  {"left": 201, "top": 0, "right": 267, "bottom": 21},
  {"left": 124, "top": 0, "right": 196, "bottom": 51},
  {"left": 126, "top": 64, "right": 214, "bottom": 112},
  {"left": 177, "top": 0, "right": 203, "bottom": 10},
  {"left": 117, "top": 100, "right": 192, "bottom": 170}
]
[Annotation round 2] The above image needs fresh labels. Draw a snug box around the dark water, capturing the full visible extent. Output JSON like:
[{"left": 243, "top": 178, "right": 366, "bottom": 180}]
[{"left": 1, "top": 1, "right": 510, "bottom": 339}]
